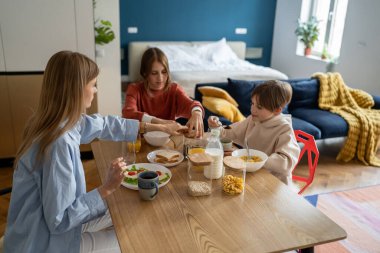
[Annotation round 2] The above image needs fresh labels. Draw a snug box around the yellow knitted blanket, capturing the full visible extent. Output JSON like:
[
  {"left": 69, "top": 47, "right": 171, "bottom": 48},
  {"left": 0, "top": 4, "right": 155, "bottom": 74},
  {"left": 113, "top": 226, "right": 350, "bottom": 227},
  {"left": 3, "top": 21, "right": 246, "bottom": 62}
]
[{"left": 313, "top": 72, "right": 380, "bottom": 166}]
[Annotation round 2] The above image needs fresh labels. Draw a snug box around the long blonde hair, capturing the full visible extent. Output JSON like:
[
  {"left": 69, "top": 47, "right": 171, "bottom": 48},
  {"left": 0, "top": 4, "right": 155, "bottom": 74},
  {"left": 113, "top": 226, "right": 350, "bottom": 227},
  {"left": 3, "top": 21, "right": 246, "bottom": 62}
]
[
  {"left": 14, "top": 51, "right": 99, "bottom": 167},
  {"left": 140, "top": 47, "right": 172, "bottom": 91}
]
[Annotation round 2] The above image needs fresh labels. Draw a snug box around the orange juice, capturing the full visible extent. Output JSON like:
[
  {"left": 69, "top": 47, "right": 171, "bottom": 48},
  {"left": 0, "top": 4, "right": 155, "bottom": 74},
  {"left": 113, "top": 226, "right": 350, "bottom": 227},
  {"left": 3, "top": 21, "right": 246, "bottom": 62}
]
[
  {"left": 127, "top": 135, "right": 142, "bottom": 153},
  {"left": 188, "top": 147, "right": 205, "bottom": 155}
]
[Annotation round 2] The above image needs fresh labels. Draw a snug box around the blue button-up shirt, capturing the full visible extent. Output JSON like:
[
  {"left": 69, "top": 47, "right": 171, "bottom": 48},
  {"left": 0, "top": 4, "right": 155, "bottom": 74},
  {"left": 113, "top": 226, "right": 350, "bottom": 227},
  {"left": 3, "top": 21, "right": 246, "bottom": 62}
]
[{"left": 4, "top": 114, "right": 139, "bottom": 253}]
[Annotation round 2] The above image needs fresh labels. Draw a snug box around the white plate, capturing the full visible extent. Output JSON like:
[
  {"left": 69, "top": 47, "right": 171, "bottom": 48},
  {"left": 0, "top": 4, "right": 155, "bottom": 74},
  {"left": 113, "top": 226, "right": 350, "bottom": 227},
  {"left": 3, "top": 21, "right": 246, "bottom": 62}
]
[
  {"left": 122, "top": 163, "right": 172, "bottom": 190},
  {"left": 147, "top": 149, "right": 184, "bottom": 167}
]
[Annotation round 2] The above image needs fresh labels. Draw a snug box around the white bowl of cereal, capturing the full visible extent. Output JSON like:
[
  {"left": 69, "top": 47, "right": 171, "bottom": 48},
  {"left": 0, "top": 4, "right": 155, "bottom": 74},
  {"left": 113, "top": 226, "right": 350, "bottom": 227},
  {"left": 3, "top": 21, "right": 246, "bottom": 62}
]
[
  {"left": 226, "top": 149, "right": 268, "bottom": 172},
  {"left": 144, "top": 131, "right": 170, "bottom": 146}
]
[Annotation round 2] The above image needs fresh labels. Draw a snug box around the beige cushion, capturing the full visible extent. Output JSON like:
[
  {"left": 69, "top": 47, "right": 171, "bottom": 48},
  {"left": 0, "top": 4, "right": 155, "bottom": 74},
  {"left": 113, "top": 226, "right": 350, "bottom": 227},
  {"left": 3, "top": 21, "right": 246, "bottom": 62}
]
[{"left": 202, "top": 96, "right": 245, "bottom": 123}]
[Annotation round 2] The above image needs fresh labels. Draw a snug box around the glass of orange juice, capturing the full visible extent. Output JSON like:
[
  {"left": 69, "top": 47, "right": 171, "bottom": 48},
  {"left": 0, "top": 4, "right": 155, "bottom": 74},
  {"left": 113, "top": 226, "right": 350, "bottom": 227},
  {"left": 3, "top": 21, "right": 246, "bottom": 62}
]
[
  {"left": 185, "top": 137, "right": 207, "bottom": 157},
  {"left": 122, "top": 142, "right": 136, "bottom": 166},
  {"left": 188, "top": 147, "right": 205, "bottom": 155},
  {"left": 127, "top": 134, "right": 142, "bottom": 153}
]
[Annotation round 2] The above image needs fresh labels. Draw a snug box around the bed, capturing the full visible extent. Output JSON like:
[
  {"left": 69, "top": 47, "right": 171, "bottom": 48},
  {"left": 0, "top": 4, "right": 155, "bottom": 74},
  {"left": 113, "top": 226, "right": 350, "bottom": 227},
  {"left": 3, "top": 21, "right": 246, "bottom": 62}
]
[{"left": 128, "top": 38, "right": 288, "bottom": 97}]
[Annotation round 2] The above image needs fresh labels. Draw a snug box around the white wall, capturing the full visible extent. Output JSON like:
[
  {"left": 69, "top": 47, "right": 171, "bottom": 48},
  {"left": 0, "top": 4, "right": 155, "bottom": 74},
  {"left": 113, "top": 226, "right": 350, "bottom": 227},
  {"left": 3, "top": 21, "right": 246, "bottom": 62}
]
[
  {"left": 94, "top": 0, "right": 122, "bottom": 116},
  {"left": 0, "top": 26, "right": 5, "bottom": 71},
  {"left": 271, "top": 0, "right": 380, "bottom": 96}
]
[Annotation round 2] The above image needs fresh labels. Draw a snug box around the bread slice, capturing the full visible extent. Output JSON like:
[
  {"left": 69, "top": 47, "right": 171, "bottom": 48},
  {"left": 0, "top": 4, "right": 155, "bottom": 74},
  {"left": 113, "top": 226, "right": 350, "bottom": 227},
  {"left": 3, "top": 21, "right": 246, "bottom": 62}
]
[
  {"left": 154, "top": 157, "right": 168, "bottom": 163},
  {"left": 156, "top": 150, "right": 180, "bottom": 160},
  {"left": 155, "top": 150, "right": 180, "bottom": 163}
]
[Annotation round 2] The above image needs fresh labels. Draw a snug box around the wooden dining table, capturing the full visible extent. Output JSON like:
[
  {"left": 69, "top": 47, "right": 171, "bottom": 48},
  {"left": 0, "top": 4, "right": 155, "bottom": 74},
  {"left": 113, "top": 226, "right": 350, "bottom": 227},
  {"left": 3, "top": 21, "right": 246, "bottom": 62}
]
[{"left": 91, "top": 137, "right": 346, "bottom": 253}]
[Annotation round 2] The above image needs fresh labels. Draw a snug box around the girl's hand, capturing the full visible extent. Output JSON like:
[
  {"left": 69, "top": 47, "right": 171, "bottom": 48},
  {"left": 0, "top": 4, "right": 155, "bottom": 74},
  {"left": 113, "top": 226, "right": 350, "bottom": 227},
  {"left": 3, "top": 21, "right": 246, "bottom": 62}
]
[
  {"left": 186, "top": 110, "right": 204, "bottom": 138},
  {"left": 98, "top": 157, "right": 126, "bottom": 199}
]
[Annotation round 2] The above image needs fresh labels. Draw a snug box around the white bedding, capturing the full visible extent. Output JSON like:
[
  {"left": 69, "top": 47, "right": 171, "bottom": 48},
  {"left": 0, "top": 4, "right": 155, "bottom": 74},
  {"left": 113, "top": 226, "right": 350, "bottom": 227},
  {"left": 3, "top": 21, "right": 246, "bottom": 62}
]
[{"left": 128, "top": 39, "right": 288, "bottom": 97}]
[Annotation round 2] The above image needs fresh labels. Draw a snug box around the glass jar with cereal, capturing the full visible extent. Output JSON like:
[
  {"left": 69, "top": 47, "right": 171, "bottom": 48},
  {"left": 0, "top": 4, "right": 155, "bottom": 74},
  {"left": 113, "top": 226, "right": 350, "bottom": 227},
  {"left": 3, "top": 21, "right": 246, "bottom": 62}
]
[
  {"left": 222, "top": 157, "right": 246, "bottom": 195},
  {"left": 187, "top": 153, "right": 213, "bottom": 196}
]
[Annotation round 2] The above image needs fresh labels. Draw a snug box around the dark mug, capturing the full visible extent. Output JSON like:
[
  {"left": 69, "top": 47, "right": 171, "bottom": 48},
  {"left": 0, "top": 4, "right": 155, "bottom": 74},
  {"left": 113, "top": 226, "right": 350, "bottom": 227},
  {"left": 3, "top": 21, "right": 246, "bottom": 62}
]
[{"left": 138, "top": 171, "right": 159, "bottom": 201}]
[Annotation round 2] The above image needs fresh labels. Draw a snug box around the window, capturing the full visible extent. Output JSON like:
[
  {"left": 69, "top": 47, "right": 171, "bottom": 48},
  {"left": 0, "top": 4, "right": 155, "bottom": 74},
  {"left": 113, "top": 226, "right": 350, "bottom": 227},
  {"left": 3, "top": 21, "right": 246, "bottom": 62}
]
[{"left": 298, "top": 0, "right": 348, "bottom": 61}]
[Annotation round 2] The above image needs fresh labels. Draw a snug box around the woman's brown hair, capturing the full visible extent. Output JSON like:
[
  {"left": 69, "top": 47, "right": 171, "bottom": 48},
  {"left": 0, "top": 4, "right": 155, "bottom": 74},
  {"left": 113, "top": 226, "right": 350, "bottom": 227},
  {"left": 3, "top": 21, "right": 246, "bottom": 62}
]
[
  {"left": 14, "top": 51, "right": 99, "bottom": 167},
  {"left": 251, "top": 80, "right": 292, "bottom": 112},
  {"left": 139, "top": 47, "right": 172, "bottom": 90}
]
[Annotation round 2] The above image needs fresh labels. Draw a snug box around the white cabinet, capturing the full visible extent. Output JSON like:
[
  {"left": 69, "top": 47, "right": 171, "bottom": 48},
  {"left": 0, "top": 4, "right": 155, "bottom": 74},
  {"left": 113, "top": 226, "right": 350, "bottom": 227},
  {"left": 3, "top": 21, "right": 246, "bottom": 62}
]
[
  {"left": 0, "top": 0, "right": 95, "bottom": 71},
  {"left": 0, "top": 0, "right": 96, "bottom": 158}
]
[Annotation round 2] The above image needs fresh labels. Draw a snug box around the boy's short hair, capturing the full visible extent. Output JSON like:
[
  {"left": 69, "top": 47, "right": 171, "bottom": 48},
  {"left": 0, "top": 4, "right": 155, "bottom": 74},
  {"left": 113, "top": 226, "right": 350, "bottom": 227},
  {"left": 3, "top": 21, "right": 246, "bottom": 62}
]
[{"left": 251, "top": 80, "right": 292, "bottom": 112}]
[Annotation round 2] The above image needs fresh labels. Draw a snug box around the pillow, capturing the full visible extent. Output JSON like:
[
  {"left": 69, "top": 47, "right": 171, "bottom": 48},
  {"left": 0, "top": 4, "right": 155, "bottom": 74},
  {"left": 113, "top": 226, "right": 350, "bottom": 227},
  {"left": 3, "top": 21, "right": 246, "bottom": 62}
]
[
  {"left": 227, "top": 78, "right": 262, "bottom": 116},
  {"left": 227, "top": 78, "right": 291, "bottom": 115},
  {"left": 202, "top": 96, "right": 246, "bottom": 123},
  {"left": 197, "top": 86, "right": 238, "bottom": 107},
  {"left": 288, "top": 78, "right": 319, "bottom": 110},
  {"left": 150, "top": 44, "right": 203, "bottom": 71},
  {"left": 197, "top": 38, "right": 238, "bottom": 64}
]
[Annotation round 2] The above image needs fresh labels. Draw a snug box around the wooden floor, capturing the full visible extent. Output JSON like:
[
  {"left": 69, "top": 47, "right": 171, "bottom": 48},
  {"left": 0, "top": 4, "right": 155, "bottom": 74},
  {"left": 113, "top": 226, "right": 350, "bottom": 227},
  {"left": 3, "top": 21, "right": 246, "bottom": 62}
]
[{"left": 1, "top": 137, "right": 380, "bottom": 237}]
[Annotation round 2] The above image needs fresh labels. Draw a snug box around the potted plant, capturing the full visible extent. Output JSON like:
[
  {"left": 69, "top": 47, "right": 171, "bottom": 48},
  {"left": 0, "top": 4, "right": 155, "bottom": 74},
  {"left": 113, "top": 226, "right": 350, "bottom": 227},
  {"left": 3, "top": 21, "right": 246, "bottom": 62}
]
[
  {"left": 93, "top": 0, "right": 114, "bottom": 45},
  {"left": 94, "top": 19, "right": 115, "bottom": 45},
  {"left": 321, "top": 43, "right": 329, "bottom": 60},
  {"left": 295, "top": 16, "right": 320, "bottom": 56}
]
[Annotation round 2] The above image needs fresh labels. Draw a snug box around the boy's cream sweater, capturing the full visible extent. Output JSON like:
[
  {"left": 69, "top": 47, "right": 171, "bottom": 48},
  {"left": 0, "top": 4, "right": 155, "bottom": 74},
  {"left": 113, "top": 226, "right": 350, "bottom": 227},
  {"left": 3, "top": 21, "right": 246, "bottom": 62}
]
[{"left": 222, "top": 114, "right": 300, "bottom": 185}]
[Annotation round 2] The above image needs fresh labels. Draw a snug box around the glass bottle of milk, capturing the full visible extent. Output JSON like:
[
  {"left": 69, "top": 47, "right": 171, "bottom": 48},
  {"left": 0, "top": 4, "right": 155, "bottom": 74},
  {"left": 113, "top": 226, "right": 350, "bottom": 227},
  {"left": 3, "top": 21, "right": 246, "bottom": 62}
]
[{"left": 204, "top": 128, "right": 224, "bottom": 179}]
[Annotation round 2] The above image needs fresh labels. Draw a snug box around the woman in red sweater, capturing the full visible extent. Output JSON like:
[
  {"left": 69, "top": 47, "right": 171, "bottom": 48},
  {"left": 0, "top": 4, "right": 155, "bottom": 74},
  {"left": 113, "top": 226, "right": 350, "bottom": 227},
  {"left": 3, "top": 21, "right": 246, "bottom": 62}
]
[{"left": 122, "top": 47, "right": 204, "bottom": 138}]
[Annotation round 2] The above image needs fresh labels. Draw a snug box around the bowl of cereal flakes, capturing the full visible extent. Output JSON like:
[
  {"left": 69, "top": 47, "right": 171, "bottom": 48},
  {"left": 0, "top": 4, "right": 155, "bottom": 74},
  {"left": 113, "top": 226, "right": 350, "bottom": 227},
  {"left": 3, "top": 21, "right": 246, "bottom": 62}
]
[{"left": 226, "top": 149, "right": 268, "bottom": 172}]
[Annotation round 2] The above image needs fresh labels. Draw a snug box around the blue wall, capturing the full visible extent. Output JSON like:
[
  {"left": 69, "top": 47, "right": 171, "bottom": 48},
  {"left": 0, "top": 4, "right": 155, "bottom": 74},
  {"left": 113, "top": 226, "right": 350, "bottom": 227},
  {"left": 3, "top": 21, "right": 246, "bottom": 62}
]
[{"left": 120, "top": 0, "right": 277, "bottom": 75}]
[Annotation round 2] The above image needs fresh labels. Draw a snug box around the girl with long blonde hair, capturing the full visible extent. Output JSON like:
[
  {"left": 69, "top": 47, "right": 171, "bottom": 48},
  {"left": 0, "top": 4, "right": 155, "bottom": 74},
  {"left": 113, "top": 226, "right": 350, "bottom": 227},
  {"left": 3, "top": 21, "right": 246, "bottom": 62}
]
[{"left": 4, "top": 51, "right": 186, "bottom": 253}]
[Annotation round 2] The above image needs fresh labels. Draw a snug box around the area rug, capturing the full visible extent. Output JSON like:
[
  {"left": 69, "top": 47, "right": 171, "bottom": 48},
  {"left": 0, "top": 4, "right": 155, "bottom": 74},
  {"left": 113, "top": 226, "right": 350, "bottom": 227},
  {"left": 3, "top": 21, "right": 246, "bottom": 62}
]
[{"left": 314, "top": 185, "right": 380, "bottom": 253}]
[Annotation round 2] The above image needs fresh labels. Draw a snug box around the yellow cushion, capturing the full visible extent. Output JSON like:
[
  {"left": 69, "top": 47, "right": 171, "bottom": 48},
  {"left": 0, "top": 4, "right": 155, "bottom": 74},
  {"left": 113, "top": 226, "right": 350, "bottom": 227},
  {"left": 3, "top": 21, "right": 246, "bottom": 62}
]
[
  {"left": 202, "top": 96, "right": 246, "bottom": 123},
  {"left": 198, "top": 86, "right": 238, "bottom": 107}
]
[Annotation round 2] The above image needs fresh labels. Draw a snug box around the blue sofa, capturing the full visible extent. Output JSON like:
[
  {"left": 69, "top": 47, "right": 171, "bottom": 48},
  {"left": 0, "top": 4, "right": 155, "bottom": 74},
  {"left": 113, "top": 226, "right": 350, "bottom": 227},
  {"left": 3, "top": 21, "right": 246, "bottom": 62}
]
[{"left": 194, "top": 78, "right": 380, "bottom": 140}]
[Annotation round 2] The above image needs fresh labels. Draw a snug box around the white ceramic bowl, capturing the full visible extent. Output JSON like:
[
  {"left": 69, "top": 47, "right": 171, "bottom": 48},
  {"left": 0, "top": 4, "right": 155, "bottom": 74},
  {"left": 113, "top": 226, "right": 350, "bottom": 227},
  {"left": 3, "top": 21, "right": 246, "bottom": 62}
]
[
  {"left": 144, "top": 131, "right": 170, "bottom": 147},
  {"left": 231, "top": 149, "right": 268, "bottom": 172}
]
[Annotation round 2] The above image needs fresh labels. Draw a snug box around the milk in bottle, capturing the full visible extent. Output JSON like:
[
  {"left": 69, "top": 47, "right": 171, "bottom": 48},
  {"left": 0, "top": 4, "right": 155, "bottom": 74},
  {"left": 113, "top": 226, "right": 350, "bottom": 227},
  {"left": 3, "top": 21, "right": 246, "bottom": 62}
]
[{"left": 204, "top": 128, "right": 224, "bottom": 179}]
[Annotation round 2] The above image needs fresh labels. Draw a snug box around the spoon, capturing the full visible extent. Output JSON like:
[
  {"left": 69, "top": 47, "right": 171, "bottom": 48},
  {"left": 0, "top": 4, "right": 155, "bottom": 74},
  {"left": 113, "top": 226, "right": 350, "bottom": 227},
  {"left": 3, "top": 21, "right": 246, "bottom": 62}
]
[{"left": 244, "top": 138, "right": 250, "bottom": 160}]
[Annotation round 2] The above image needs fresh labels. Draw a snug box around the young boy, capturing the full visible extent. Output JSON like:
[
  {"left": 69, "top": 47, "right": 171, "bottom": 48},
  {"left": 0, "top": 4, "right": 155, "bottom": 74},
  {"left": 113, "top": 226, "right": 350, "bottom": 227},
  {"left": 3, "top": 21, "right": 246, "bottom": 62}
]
[{"left": 208, "top": 80, "right": 300, "bottom": 185}]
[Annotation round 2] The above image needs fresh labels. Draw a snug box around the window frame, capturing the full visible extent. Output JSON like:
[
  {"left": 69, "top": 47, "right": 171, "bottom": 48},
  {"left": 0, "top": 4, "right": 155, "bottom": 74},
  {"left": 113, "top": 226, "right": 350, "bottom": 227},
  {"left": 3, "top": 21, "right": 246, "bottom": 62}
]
[{"left": 298, "top": 0, "right": 348, "bottom": 61}]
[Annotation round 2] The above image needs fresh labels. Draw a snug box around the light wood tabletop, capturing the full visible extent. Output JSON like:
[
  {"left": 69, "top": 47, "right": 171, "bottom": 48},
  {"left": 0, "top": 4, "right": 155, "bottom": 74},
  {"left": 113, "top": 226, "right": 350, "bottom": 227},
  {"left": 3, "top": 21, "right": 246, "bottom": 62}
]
[{"left": 91, "top": 138, "right": 346, "bottom": 253}]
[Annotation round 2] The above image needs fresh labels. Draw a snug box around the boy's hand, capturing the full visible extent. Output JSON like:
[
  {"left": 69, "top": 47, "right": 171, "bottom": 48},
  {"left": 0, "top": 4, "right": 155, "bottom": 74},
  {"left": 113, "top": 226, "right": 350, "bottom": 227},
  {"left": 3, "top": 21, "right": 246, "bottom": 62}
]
[{"left": 208, "top": 116, "right": 221, "bottom": 128}]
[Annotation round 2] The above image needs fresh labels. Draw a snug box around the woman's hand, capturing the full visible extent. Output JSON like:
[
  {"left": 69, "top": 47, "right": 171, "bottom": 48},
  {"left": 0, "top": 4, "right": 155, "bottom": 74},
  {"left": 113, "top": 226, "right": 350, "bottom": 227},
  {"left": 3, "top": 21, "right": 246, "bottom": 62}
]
[
  {"left": 151, "top": 117, "right": 176, "bottom": 125},
  {"left": 162, "top": 122, "right": 188, "bottom": 136},
  {"left": 98, "top": 157, "right": 126, "bottom": 199},
  {"left": 186, "top": 110, "right": 204, "bottom": 138},
  {"left": 145, "top": 122, "right": 187, "bottom": 135}
]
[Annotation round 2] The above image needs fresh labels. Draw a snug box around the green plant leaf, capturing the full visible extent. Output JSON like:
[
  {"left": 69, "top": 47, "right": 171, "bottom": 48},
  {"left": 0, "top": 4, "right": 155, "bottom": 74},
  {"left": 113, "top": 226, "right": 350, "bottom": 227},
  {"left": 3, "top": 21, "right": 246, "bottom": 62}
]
[
  {"left": 94, "top": 19, "right": 115, "bottom": 45},
  {"left": 295, "top": 16, "right": 320, "bottom": 49}
]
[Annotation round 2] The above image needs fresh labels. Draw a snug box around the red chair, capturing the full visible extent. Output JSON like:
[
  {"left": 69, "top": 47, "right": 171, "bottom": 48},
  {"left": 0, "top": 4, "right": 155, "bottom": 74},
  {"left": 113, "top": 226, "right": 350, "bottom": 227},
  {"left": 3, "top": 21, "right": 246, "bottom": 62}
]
[{"left": 292, "top": 130, "right": 319, "bottom": 195}]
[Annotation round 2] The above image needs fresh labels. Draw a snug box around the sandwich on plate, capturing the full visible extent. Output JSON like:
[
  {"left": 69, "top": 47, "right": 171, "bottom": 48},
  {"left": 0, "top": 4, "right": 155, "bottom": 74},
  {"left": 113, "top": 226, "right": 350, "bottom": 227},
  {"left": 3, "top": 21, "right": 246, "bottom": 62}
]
[{"left": 155, "top": 150, "right": 180, "bottom": 164}]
